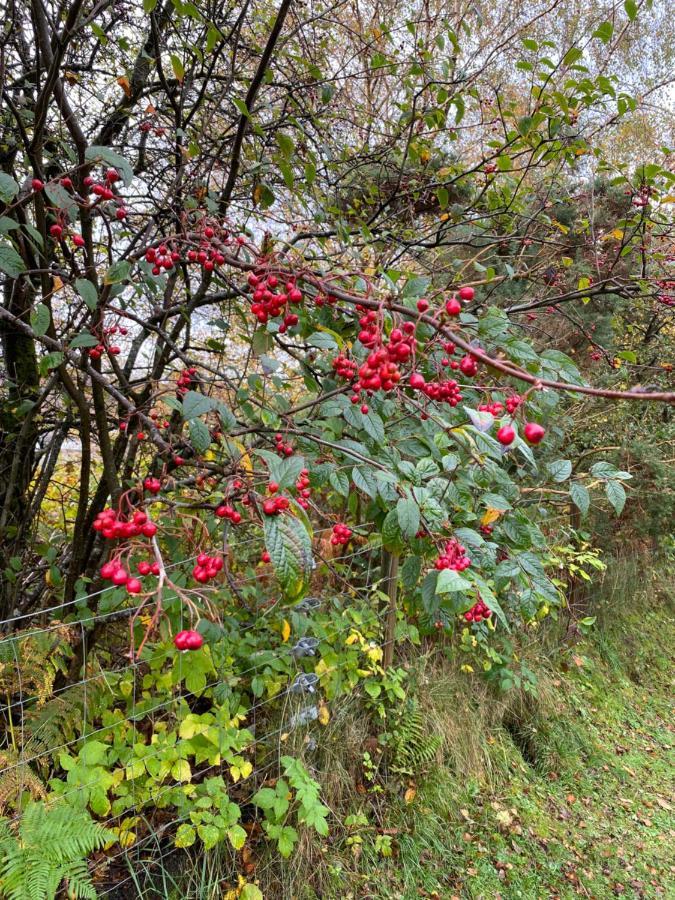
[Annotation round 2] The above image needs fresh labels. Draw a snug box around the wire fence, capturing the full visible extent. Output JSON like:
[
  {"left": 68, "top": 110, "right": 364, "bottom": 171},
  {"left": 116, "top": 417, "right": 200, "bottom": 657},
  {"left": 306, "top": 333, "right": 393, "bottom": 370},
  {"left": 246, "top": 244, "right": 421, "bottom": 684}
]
[{"left": 0, "top": 528, "right": 397, "bottom": 895}]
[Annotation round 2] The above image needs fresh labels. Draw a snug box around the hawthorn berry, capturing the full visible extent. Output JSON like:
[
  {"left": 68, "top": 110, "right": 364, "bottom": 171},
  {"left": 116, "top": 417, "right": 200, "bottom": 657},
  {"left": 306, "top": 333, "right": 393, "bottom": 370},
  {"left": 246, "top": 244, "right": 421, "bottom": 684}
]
[
  {"left": 523, "top": 422, "right": 545, "bottom": 445},
  {"left": 458, "top": 286, "right": 475, "bottom": 301},
  {"left": 496, "top": 425, "right": 516, "bottom": 446}
]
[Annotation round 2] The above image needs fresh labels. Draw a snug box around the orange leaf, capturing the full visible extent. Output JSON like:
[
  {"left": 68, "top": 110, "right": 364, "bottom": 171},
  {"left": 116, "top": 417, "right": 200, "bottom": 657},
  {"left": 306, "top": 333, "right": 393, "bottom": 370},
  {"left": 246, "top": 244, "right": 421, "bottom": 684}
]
[
  {"left": 117, "top": 76, "right": 131, "bottom": 98},
  {"left": 481, "top": 508, "right": 502, "bottom": 526}
]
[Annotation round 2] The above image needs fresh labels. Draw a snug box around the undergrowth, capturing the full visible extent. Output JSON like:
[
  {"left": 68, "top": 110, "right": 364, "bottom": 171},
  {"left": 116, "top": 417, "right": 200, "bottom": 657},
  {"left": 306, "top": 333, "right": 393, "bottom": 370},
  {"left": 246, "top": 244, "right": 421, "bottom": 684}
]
[{"left": 158, "top": 554, "right": 673, "bottom": 900}]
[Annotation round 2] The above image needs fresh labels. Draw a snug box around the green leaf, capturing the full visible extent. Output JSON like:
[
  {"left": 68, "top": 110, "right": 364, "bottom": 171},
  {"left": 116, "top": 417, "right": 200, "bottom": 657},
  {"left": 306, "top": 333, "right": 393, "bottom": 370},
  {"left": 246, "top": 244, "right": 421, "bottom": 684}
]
[
  {"left": 275, "top": 132, "right": 294, "bottom": 157},
  {"left": 30, "top": 304, "right": 50, "bottom": 336},
  {"left": 0, "top": 216, "right": 19, "bottom": 233},
  {"left": 605, "top": 481, "right": 626, "bottom": 515},
  {"left": 562, "top": 47, "right": 583, "bottom": 66},
  {"left": 197, "top": 823, "right": 221, "bottom": 850},
  {"left": 240, "top": 886, "right": 264, "bottom": 900},
  {"left": 329, "top": 470, "right": 350, "bottom": 497},
  {"left": 175, "top": 823, "right": 196, "bottom": 847},
  {"left": 547, "top": 459, "right": 572, "bottom": 482},
  {"left": 75, "top": 278, "right": 98, "bottom": 310},
  {"left": 39, "top": 351, "right": 64, "bottom": 374},
  {"left": 263, "top": 514, "right": 314, "bottom": 600},
  {"left": 401, "top": 275, "right": 431, "bottom": 300},
  {"left": 382, "top": 509, "right": 405, "bottom": 553},
  {"left": 593, "top": 21, "right": 614, "bottom": 43},
  {"left": 352, "top": 466, "right": 378, "bottom": 499},
  {"left": 396, "top": 497, "right": 420, "bottom": 540},
  {"left": 227, "top": 824, "right": 247, "bottom": 850},
  {"left": 0, "top": 243, "right": 26, "bottom": 276},
  {"left": 624, "top": 0, "right": 637, "bottom": 20},
  {"left": 182, "top": 390, "right": 214, "bottom": 419},
  {"left": 0, "top": 173, "right": 20, "bottom": 203},
  {"left": 44, "top": 183, "right": 77, "bottom": 218},
  {"left": 569, "top": 483, "right": 590, "bottom": 518},
  {"left": 189, "top": 418, "right": 211, "bottom": 453},
  {"left": 104, "top": 260, "right": 131, "bottom": 284},
  {"left": 435, "top": 569, "right": 472, "bottom": 593},
  {"left": 170, "top": 54, "right": 185, "bottom": 82},
  {"left": 70, "top": 332, "right": 99, "bottom": 348},
  {"left": 84, "top": 146, "right": 134, "bottom": 186}
]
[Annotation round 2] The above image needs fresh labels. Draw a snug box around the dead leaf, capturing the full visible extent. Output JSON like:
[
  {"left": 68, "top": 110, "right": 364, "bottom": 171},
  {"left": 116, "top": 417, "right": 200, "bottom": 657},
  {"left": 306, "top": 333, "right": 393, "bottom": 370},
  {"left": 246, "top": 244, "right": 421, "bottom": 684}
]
[{"left": 117, "top": 76, "right": 131, "bottom": 98}]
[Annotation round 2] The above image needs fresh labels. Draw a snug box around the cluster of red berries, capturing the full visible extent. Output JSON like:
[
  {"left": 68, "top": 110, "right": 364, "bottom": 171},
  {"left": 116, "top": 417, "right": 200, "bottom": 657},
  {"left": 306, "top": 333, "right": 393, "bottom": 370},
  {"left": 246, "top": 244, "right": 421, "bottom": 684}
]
[
  {"left": 458, "top": 354, "right": 479, "bottom": 377},
  {"left": 434, "top": 538, "right": 472, "bottom": 572},
  {"left": 274, "top": 433, "right": 294, "bottom": 457},
  {"left": 332, "top": 353, "right": 358, "bottom": 381},
  {"left": 174, "top": 629, "right": 204, "bottom": 651},
  {"left": 192, "top": 553, "right": 223, "bottom": 584},
  {"left": 137, "top": 559, "right": 161, "bottom": 576},
  {"left": 262, "top": 495, "right": 291, "bottom": 516},
  {"left": 85, "top": 169, "right": 128, "bottom": 219},
  {"left": 479, "top": 400, "right": 505, "bottom": 416},
  {"left": 215, "top": 503, "right": 242, "bottom": 524},
  {"left": 143, "top": 476, "right": 162, "bottom": 494},
  {"left": 505, "top": 394, "right": 522, "bottom": 414},
  {"left": 184, "top": 222, "right": 230, "bottom": 271},
  {"left": 464, "top": 598, "right": 492, "bottom": 623},
  {"left": 479, "top": 523, "right": 494, "bottom": 535},
  {"left": 145, "top": 244, "right": 182, "bottom": 275},
  {"left": 295, "top": 469, "right": 311, "bottom": 510},
  {"left": 176, "top": 366, "right": 199, "bottom": 396},
  {"left": 100, "top": 560, "right": 143, "bottom": 594},
  {"left": 87, "top": 323, "right": 128, "bottom": 360},
  {"left": 247, "top": 273, "right": 303, "bottom": 331},
  {"left": 47, "top": 219, "right": 86, "bottom": 249},
  {"left": 93, "top": 508, "right": 158, "bottom": 539},
  {"left": 330, "top": 523, "right": 352, "bottom": 546},
  {"left": 410, "top": 372, "right": 463, "bottom": 407}
]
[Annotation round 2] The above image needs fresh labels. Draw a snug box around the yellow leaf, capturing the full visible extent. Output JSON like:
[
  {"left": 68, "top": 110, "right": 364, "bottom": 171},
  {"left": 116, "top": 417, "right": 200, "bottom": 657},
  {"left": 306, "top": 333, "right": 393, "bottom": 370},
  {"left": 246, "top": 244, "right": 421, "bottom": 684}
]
[
  {"left": 481, "top": 508, "right": 502, "bottom": 526},
  {"left": 315, "top": 658, "right": 329, "bottom": 676},
  {"left": 281, "top": 619, "right": 291, "bottom": 643},
  {"left": 404, "top": 787, "right": 417, "bottom": 804},
  {"left": 252, "top": 184, "right": 264, "bottom": 207},
  {"left": 345, "top": 632, "right": 359, "bottom": 646},
  {"left": 461, "top": 664, "right": 474, "bottom": 673},
  {"left": 318, "top": 702, "right": 330, "bottom": 725},
  {"left": 660, "top": 195, "right": 675, "bottom": 203}
]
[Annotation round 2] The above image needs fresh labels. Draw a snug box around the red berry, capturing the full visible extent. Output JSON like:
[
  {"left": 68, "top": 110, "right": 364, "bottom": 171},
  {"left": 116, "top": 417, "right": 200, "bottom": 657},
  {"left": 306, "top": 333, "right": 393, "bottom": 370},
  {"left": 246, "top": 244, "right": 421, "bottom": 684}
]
[
  {"left": 445, "top": 297, "right": 462, "bottom": 316},
  {"left": 184, "top": 630, "right": 203, "bottom": 650},
  {"left": 416, "top": 298, "right": 429, "bottom": 313},
  {"left": 126, "top": 577, "right": 142, "bottom": 594},
  {"left": 523, "top": 422, "right": 545, "bottom": 445},
  {"left": 496, "top": 425, "right": 516, "bottom": 446},
  {"left": 409, "top": 372, "right": 426, "bottom": 389},
  {"left": 49, "top": 224, "right": 63, "bottom": 239},
  {"left": 458, "top": 286, "right": 475, "bottom": 301}
]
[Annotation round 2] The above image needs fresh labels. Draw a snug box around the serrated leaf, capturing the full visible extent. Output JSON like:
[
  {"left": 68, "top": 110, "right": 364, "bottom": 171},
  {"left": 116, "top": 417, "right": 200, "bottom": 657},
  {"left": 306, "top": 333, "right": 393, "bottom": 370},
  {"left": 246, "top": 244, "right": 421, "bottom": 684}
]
[
  {"left": 396, "top": 497, "right": 420, "bottom": 540},
  {"left": 329, "top": 469, "right": 349, "bottom": 497},
  {"left": 263, "top": 514, "right": 314, "bottom": 600},
  {"left": 175, "top": 824, "right": 196, "bottom": 848},
  {"left": 227, "top": 823, "right": 247, "bottom": 850},
  {"left": 105, "top": 260, "right": 131, "bottom": 284},
  {"left": 182, "top": 390, "right": 214, "bottom": 419},
  {"left": 436, "top": 569, "right": 472, "bottom": 593},
  {"left": 605, "top": 480, "right": 626, "bottom": 515},
  {"left": 548, "top": 459, "right": 572, "bottom": 482},
  {"left": 0, "top": 243, "right": 26, "bottom": 276},
  {"left": 352, "top": 466, "right": 378, "bottom": 499},
  {"left": 188, "top": 418, "right": 211, "bottom": 453},
  {"left": 569, "top": 482, "right": 590, "bottom": 518},
  {"left": 30, "top": 303, "right": 50, "bottom": 336},
  {"left": 70, "top": 332, "right": 99, "bottom": 348},
  {"left": 75, "top": 277, "right": 98, "bottom": 310},
  {"left": 84, "top": 146, "right": 134, "bottom": 186},
  {"left": 0, "top": 173, "right": 19, "bottom": 203}
]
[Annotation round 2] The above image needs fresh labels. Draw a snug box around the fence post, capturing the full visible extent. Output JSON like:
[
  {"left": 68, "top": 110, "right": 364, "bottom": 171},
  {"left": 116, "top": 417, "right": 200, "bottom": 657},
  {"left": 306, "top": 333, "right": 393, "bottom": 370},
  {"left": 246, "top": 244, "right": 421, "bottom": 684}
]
[{"left": 382, "top": 551, "right": 399, "bottom": 669}]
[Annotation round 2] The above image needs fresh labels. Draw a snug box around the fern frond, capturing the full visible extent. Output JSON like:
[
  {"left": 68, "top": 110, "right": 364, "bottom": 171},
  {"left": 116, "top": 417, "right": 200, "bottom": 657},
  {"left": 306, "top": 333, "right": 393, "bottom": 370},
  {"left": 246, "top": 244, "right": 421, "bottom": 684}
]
[{"left": 388, "top": 699, "right": 441, "bottom": 776}]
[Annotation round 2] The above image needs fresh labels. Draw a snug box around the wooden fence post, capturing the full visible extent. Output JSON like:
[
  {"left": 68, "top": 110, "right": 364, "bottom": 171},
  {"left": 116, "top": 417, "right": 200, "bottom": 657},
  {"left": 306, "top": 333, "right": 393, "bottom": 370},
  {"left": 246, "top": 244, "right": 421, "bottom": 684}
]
[{"left": 382, "top": 551, "right": 399, "bottom": 669}]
